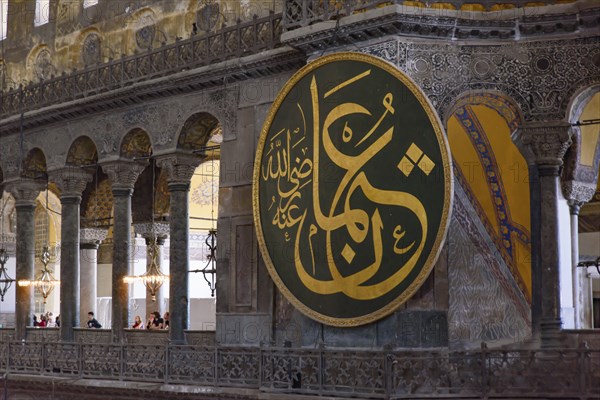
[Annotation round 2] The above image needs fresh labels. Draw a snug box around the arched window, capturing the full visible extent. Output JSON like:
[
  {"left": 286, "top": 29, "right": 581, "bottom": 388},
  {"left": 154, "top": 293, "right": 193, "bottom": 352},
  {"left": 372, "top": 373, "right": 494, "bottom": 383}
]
[
  {"left": 35, "top": 0, "right": 50, "bottom": 26},
  {"left": 1, "top": 0, "right": 8, "bottom": 40}
]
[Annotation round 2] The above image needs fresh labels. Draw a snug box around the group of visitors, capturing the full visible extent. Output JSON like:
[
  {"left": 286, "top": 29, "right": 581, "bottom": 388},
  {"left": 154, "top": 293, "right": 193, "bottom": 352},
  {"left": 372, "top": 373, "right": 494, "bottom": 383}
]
[
  {"left": 130, "top": 311, "right": 170, "bottom": 330},
  {"left": 32, "top": 312, "right": 59, "bottom": 328},
  {"left": 51, "top": 310, "right": 171, "bottom": 330}
]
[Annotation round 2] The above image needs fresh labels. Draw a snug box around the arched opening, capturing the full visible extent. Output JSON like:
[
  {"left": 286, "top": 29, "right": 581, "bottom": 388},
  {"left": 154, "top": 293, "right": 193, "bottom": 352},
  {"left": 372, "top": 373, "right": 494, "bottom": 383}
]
[
  {"left": 0, "top": 166, "right": 17, "bottom": 326},
  {"left": 178, "top": 112, "right": 221, "bottom": 331},
  {"left": 571, "top": 90, "right": 600, "bottom": 329}
]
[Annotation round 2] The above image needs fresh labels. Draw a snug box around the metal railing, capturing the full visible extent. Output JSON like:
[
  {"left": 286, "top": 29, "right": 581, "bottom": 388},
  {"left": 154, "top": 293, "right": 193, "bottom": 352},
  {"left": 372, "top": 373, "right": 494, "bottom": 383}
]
[
  {"left": 0, "top": 12, "right": 282, "bottom": 120},
  {"left": 282, "top": 0, "right": 569, "bottom": 30},
  {"left": 0, "top": 340, "right": 598, "bottom": 398}
]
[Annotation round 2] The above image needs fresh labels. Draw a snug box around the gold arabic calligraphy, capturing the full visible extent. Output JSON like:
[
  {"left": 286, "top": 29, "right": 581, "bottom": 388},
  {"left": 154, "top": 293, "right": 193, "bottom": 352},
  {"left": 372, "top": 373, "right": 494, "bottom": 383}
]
[{"left": 261, "top": 70, "right": 429, "bottom": 301}]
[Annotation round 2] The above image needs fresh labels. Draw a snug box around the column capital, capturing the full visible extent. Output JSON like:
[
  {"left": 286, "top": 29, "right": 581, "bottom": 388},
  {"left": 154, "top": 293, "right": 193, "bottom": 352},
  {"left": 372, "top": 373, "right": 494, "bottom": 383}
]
[
  {"left": 156, "top": 153, "right": 202, "bottom": 187},
  {"left": 134, "top": 222, "right": 169, "bottom": 240},
  {"left": 562, "top": 180, "right": 596, "bottom": 215},
  {"left": 80, "top": 228, "right": 108, "bottom": 246},
  {"left": 101, "top": 160, "right": 148, "bottom": 192},
  {"left": 517, "top": 122, "right": 572, "bottom": 173},
  {"left": 49, "top": 167, "right": 93, "bottom": 199},
  {"left": 5, "top": 178, "right": 45, "bottom": 207}
]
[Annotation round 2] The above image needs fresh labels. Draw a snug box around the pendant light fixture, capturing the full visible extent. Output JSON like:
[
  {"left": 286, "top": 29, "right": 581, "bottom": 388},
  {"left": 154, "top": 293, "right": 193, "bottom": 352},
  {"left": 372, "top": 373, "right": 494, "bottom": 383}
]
[
  {"left": 17, "top": 183, "right": 59, "bottom": 304},
  {"left": 124, "top": 159, "right": 168, "bottom": 301}
]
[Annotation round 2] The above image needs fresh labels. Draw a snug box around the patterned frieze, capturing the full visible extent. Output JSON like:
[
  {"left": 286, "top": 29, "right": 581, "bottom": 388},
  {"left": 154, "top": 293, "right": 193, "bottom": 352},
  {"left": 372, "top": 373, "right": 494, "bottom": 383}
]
[{"left": 354, "top": 37, "right": 600, "bottom": 122}]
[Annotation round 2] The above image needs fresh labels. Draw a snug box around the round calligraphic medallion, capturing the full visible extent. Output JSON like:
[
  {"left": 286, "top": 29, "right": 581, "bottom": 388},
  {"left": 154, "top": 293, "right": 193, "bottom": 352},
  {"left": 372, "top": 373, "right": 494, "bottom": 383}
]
[{"left": 253, "top": 52, "right": 452, "bottom": 327}]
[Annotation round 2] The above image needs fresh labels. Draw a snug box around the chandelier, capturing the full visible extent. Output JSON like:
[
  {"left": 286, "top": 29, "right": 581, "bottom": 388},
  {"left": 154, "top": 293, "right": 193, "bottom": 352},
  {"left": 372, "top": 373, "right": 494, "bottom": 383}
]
[
  {"left": 0, "top": 197, "right": 15, "bottom": 302},
  {"left": 124, "top": 237, "right": 168, "bottom": 301},
  {"left": 0, "top": 248, "right": 14, "bottom": 302},
  {"left": 17, "top": 186, "right": 60, "bottom": 304},
  {"left": 123, "top": 159, "right": 169, "bottom": 301},
  {"left": 17, "top": 245, "right": 59, "bottom": 304}
]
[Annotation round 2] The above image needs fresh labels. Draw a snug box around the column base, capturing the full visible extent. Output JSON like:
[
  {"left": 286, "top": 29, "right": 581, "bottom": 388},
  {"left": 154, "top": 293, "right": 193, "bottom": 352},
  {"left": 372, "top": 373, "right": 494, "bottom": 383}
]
[{"left": 540, "top": 319, "right": 562, "bottom": 348}]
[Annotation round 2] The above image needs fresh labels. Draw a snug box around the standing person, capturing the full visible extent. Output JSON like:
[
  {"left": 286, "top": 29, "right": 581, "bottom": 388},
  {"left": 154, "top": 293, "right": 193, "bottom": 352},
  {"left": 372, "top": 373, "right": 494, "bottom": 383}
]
[
  {"left": 86, "top": 311, "right": 102, "bottom": 329},
  {"left": 33, "top": 315, "right": 39, "bottom": 327},
  {"left": 55, "top": 315, "right": 60, "bottom": 327},
  {"left": 38, "top": 315, "right": 47, "bottom": 328}
]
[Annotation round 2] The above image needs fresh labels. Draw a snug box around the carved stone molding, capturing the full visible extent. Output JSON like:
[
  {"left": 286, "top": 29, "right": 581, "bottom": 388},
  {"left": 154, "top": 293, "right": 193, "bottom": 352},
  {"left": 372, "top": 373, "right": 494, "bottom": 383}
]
[
  {"left": 49, "top": 167, "right": 93, "bottom": 198},
  {"left": 5, "top": 179, "right": 45, "bottom": 207},
  {"left": 134, "top": 222, "right": 169, "bottom": 239},
  {"left": 80, "top": 228, "right": 108, "bottom": 245},
  {"left": 562, "top": 180, "right": 597, "bottom": 209},
  {"left": 207, "top": 88, "right": 239, "bottom": 141},
  {"left": 516, "top": 122, "right": 572, "bottom": 169},
  {"left": 156, "top": 153, "right": 201, "bottom": 186},
  {"left": 101, "top": 161, "right": 147, "bottom": 191},
  {"left": 358, "top": 37, "right": 600, "bottom": 123}
]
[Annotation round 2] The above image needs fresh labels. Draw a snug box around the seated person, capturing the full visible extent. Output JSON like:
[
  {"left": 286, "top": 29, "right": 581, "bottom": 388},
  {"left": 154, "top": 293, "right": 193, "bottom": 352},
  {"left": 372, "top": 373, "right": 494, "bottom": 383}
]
[
  {"left": 163, "top": 312, "right": 169, "bottom": 329},
  {"left": 146, "top": 311, "right": 163, "bottom": 330},
  {"left": 132, "top": 315, "right": 144, "bottom": 329}
]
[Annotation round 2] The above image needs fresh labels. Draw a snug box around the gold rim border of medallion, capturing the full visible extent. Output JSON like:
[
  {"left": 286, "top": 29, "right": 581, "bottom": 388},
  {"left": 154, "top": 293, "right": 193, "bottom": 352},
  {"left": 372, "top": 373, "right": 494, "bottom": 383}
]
[{"left": 252, "top": 52, "right": 454, "bottom": 327}]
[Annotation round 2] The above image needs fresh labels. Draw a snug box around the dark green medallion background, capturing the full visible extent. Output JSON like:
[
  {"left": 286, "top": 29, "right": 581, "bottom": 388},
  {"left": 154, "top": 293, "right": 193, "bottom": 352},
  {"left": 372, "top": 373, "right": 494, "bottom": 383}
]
[{"left": 253, "top": 52, "right": 452, "bottom": 327}]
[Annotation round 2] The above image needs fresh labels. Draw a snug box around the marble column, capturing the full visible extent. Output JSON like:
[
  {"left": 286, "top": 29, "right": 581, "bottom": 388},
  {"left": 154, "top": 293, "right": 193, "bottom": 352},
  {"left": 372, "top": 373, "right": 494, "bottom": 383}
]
[
  {"left": 157, "top": 153, "right": 201, "bottom": 344},
  {"left": 50, "top": 167, "right": 92, "bottom": 342},
  {"left": 80, "top": 228, "right": 108, "bottom": 328},
  {"left": 7, "top": 179, "right": 44, "bottom": 341},
  {"left": 563, "top": 181, "right": 596, "bottom": 329},
  {"left": 102, "top": 161, "right": 146, "bottom": 343},
  {"left": 134, "top": 222, "right": 169, "bottom": 317},
  {"left": 519, "top": 122, "right": 572, "bottom": 347}
]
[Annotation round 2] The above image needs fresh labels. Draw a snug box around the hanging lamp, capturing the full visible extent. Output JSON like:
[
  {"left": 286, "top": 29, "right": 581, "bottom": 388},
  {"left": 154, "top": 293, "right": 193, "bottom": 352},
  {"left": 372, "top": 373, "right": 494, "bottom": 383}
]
[
  {"left": 124, "top": 159, "right": 169, "bottom": 301},
  {"left": 0, "top": 197, "right": 15, "bottom": 301},
  {"left": 189, "top": 144, "right": 218, "bottom": 297},
  {"left": 17, "top": 185, "right": 59, "bottom": 304}
]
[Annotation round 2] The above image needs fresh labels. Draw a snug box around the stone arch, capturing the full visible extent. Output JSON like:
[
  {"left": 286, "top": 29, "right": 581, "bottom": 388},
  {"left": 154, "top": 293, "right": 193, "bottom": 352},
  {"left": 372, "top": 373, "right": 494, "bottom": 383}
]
[
  {"left": 177, "top": 112, "right": 220, "bottom": 151},
  {"left": 120, "top": 128, "right": 153, "bottom": 159},
  {"left": 443, "top": 89, "right": 525, "bottom": 130},
  {"left": 132, "top": 158, "right": 168, "bottom": 224},
  {"left": 21, "top": 148, "right": 47, "bottom": 180},
  {"left": 439, "top": 83, "right": 531, "bottom": 124},
  {"left": 66, "top": 135, "right": 98, "bottom": 166},
  {"left": 81, "top": 169, "right": 112, "bottom": 229},
  {"left": 562, "top": 85, "right": 600, "bottom": 196},
  {"left": 446, "top": 91, "right": 532, "bottom": 301}
]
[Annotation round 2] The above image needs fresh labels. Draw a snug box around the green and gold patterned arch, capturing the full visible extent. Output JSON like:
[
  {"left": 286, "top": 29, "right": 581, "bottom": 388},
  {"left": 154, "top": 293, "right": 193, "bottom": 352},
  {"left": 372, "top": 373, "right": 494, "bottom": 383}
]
[{"left": 253, "top": 52, "right": 453, "bottom": 327}]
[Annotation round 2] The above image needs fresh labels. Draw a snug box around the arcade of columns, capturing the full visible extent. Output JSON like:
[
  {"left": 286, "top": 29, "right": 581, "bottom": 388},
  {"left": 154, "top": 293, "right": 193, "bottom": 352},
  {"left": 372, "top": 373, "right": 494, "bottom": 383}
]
[{"left": 2, "top": 152, "right": 204, "bottom": 344}]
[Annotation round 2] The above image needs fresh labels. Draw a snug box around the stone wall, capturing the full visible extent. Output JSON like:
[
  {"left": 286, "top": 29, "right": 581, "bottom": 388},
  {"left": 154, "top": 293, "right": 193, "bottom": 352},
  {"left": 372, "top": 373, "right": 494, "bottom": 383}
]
[{"left": 448, "top": 184, "right": 531, "bottom": 347}]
